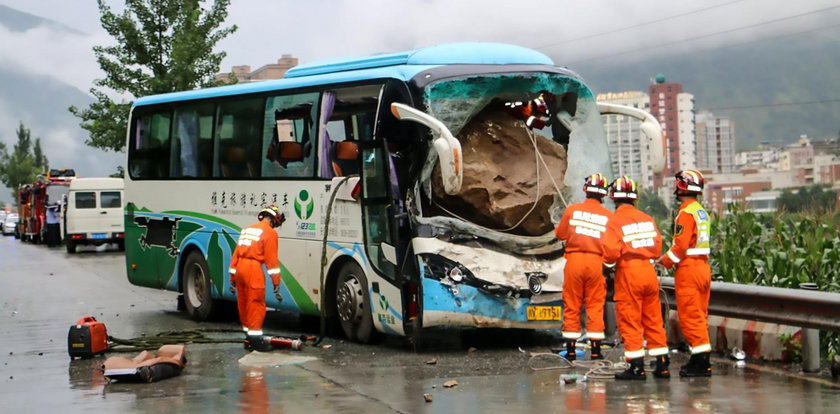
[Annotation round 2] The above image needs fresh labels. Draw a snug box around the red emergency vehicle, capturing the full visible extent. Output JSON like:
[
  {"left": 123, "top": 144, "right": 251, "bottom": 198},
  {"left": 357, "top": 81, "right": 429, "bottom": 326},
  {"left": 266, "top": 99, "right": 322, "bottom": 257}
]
[{"left": 18, "top": 169, "right": 75, "bottom": 243}]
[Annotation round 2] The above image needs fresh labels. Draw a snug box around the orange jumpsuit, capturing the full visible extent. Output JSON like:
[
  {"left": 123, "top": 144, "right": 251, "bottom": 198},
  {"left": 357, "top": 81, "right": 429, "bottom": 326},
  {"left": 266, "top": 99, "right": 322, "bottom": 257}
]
[
  {"left": 660, "top": 199, "right": 712, "bottom": 354},
  {"left": 229, "top": 220, "right": 281, "bottom": 335},
  {"left": 555, "top": 198, "right": 613, "bottom": 341},
  {"left": 603, "top": 204, "right": 669, "bottom": 360}
]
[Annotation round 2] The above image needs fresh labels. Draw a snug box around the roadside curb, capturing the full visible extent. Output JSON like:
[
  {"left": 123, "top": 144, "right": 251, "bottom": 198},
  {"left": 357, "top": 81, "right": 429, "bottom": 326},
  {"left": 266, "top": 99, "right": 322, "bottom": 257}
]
[{"left": 666, "top": 313, "right": 799, "bottom": 360}]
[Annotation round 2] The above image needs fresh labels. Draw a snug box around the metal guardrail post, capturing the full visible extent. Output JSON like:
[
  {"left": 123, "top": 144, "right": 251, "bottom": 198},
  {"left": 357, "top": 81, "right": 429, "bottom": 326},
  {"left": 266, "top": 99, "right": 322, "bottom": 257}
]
[{"left": 799, "top": 283, "right": 821, "bottom": 373}]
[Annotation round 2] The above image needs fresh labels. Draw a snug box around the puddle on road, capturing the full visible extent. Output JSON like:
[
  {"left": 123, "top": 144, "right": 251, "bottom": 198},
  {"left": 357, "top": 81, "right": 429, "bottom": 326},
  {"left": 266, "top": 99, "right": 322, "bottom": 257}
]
[{"left": 238, "top": 351, "right": 317, "bottom": 368}]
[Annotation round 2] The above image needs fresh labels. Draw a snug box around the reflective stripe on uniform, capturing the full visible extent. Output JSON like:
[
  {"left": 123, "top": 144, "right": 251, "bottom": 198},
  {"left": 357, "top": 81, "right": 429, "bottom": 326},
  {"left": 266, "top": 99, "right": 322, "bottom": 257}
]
[
  {"left": 562, "top": 331, "right": 581, "bottom": 340},
  {"left": 625, "top": 349, "right": 646, "bottom": 359},
  {"left": 569, "top": 219, "right": 607, "bottom": 233},
  {"left": 666, "top": 250, "right": 681, "bottom": 263},
  {"left": 248, "top": 330, "right": 263, "bottom": 336},
  {"left": 229, "top": 268, "right": 237, "bottom": 274},
  {"left": 267, "top": 268, "right": 280, "bottom": 275},
  {"left": 686, "top": 247, "right": 711, "bottom": 256},
  {"left": 587, "top": 332, "right": 605, "bottom": 340},
  {"left": 648, "top": 347, "right": 669, "bottom": 356},
  {"left": 691, "top": 343, "right": 712, "bottom": 354},
  {"left": 623, "top": 231, "right": 658, "bottom": 242},
  {"left": 604, "top": 262, "right": 616, "bottom": 268}
]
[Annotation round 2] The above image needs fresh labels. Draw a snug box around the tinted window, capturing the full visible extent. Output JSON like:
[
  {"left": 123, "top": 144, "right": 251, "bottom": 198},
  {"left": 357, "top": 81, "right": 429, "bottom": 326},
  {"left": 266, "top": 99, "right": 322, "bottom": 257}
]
[
  {"left": 217, "top": 97, "right": 264, "bottom": 178},
  {"left": 262, "top": 93, "right": 319, "bottom": 178},
  {"left": 75, "top": 192, "right": 96, "bottom": 209},
  {"left": 129, "top": 111, "right": 172, "bottom": 179},
  {"left": 172, "top": 103, "right": 215, "bottom": 178},
  {"left": 100, "top": 192, "right": 122, "bottom": 208}
]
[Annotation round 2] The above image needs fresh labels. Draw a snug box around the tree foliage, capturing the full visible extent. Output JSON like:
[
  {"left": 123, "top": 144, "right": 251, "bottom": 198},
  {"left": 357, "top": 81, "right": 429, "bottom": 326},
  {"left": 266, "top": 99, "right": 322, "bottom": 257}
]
[
  {"left": 69, "top": 0, "right": 237, "bottom": 152},
  {"left": 777, "top": 185, "right": 836, "bottom": 214},
  {"left": 0, "top": 122, "right": 49, "bottom": 202}
]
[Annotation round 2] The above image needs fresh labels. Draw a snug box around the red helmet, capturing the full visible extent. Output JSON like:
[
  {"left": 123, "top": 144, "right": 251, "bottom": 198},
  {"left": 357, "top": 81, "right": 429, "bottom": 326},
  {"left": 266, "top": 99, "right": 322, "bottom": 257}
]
[
  {"left": 609, "top": 176, "right": 638, "bottom": 201},
  {"left": 674, "top": 169, "right": 704, "bottom": 195},
  {"left": 582, "top": 173, "right": 609, "bottom": 196},
  {"left": 258, "top": 204, "right": 285, "bottom": 227}
]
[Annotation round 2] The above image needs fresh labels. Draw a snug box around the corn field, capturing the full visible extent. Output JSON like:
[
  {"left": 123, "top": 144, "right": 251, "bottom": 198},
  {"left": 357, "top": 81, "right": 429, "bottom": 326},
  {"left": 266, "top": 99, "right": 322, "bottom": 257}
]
[{"left": 709, "top": 204, "right": 840, "bottom": 358}]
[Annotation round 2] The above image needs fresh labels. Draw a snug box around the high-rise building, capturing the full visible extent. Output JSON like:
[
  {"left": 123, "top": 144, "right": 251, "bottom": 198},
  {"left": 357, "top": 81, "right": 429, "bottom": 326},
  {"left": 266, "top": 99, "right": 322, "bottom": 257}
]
[
  {"left": 696, "top": 110, "right": 736, "bottom": 173},
  {"left": 596, "top": 91, "right": 655, "bottom": 190},
  {"left": 648, "top": 75, "right": 695, "bottom": 197}
]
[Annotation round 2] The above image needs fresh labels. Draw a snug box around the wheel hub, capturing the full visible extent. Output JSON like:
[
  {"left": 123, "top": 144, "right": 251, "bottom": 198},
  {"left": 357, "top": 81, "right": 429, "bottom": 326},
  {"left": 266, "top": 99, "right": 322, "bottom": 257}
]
[
  {"left": 186, "top": 264, "right": 205, "bottom": 307},
  {"left": 337, "top": 277, "right": 362, "bottom": 322}
]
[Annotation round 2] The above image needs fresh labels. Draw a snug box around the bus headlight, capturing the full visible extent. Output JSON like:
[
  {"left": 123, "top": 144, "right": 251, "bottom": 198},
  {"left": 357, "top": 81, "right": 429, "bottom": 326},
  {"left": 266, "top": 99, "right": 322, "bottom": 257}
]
[{"left": 526, "top": 272, "right": 547, "bottom": 295}]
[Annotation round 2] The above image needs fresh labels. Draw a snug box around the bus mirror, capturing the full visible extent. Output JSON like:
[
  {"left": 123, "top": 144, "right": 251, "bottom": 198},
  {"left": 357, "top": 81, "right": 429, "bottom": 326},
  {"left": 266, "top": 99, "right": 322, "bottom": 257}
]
[
  {"left": 596, "top": 102, "right": 665, "bottom": 173},
  {"left": 390, "top": 103, "right": 462, "bottom": 195}
]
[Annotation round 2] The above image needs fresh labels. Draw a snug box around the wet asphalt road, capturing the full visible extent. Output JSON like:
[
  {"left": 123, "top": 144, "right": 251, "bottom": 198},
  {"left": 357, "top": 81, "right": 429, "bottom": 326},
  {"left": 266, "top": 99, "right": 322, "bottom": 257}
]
[{"left": 2, "top": 236, "right": 840, "bottom": 414}]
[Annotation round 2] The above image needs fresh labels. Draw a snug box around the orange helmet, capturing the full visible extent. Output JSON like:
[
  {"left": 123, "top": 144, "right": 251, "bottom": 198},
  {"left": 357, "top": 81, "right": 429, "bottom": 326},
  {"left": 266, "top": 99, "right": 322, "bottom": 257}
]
[
  {"left": 582, "top": 173, "right": 609, "bottom": 196},
  {"left": 258, "top": 204, "right": 285, "bottom": 227},
  {"left": 609, "top": 176, "right": 638, "bottom": 201},
  {"left": 674, "top": 169, "right": 704, "bottom": 195}
]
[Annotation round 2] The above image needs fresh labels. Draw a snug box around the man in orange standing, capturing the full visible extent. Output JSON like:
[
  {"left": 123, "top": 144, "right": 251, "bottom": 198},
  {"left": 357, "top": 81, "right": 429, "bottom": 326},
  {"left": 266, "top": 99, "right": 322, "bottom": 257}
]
[
  {"left": 229, "top": 205, "right": 285, "bottom": 352},
  {"left": 659, "top": 169, "right": 713, "bottom": 377},
  {"left": 602, "top": 176, "right": 670, "bottom": 380},
  {"left": 555, "top": 173, "right": 613, "bottom": 360}
]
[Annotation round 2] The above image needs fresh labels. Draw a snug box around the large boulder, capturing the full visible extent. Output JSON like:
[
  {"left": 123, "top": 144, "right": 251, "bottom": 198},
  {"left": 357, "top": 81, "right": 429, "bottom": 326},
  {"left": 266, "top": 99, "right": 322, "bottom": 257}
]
[{"left": 432, "top": 106, "right": 568, "bottom": 236}]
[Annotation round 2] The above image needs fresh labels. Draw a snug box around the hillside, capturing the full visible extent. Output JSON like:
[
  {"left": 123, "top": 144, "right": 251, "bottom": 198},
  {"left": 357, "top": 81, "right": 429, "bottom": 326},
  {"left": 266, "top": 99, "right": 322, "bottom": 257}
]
[{"left": 572, "top": 27, "right": 840, "bottom": 150}]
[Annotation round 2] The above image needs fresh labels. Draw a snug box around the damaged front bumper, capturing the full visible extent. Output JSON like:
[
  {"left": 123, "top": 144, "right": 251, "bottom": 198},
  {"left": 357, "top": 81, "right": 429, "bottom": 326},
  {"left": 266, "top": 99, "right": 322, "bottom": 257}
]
[{"left": 414, "top": 236, "right": 565, "bottom": 329}]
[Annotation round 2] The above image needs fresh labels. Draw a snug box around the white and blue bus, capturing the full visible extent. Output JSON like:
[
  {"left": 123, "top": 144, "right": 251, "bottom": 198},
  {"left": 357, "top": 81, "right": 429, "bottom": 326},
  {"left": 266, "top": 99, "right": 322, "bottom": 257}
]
[{"left": 124, "top": 43, "right": 662, "bottom": 343}]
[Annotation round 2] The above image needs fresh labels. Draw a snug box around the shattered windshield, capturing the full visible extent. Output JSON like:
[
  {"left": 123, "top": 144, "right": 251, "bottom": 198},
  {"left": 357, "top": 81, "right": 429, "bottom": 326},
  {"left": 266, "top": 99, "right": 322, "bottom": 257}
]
[{"left": 420, "top": 72, "right": 613, "bottom": 237}]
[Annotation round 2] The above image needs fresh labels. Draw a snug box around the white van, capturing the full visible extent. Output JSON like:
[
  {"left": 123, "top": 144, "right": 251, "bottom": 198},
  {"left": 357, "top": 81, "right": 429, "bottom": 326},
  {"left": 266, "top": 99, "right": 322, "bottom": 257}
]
[{"left": 64, "top": 178, "right": 125, "bottom": 253}]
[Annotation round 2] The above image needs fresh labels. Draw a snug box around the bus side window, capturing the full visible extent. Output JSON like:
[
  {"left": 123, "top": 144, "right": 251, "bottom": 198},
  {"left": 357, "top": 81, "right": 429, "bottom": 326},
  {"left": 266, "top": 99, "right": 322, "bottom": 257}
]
[
  {"left": 216, "top": 97, "right": 263, "bottom": 178},
  {"left": 261, "top": 93, "right": 318, "bottom": 178},
  {"left": 129, "top": 111, "right": 171, "bottom": 179},
  {"left": 172, "top": 104, "right": 214, "bottom": 178}
]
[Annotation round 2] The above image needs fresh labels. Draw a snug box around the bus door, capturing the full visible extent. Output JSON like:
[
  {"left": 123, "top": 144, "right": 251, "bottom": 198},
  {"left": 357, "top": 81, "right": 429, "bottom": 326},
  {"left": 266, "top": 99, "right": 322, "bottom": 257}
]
[{"left": 358, "top": 82, "right": 415, "bottom": 336}]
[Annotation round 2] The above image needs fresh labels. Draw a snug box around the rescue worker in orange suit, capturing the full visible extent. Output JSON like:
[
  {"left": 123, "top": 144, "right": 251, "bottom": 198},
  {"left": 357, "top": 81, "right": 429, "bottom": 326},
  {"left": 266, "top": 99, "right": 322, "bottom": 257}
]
[
  {"left": 602, "top": 176, "right": 670, "bottom": 380},
  {"left": 503, "top": 91, "right": 555, "bottom": 129},
  {"left": 659, "top": 169, "right": 713, "bottom": 377},
  {"left": 229, "top": 205, "right": 285, "bottom": 352},
  {"left": 555, "top": 173, "right": 613, "bottom": 360}
]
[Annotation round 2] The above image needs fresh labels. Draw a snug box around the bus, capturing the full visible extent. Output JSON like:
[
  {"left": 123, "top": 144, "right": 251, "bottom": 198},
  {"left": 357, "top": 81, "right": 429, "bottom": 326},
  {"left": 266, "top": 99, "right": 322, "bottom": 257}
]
[{"left": 124, "top": 43, "right": 663, "bottom": 343}]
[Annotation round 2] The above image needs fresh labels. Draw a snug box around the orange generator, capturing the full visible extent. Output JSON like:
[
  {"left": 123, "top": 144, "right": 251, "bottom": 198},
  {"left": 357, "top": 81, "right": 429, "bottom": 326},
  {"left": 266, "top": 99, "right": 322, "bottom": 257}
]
[{"left": 68, "top": 316, "right": 108, "bottom": 359}]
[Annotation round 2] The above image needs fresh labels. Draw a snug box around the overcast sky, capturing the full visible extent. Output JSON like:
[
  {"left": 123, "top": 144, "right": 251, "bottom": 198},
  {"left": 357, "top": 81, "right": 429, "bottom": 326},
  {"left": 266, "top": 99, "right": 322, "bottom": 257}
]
[{"left": 1, "top": 0, "right": 839, "bottom": 95}]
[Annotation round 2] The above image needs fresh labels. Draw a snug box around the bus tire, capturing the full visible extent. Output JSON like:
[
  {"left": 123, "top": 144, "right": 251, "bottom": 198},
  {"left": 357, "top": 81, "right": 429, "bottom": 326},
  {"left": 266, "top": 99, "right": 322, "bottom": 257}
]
[
  {"left": 66, "top": 241, "right": 76, "bottom": 254},
  {"left": 182, "top": 251, "right": 217, "bottom": 321},
  {"left": 335, "top": 261, "right": 378, "bottom": 344}
]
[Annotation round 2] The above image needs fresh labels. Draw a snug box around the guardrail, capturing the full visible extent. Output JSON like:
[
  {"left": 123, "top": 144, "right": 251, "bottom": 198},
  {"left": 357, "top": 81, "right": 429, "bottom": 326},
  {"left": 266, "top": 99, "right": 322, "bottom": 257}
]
[
  {"left": 658, "top": 277, "right": 840, "bottom": 372},
  {"left": 658, "top": 278, "right": 840, "bottom": 332}
]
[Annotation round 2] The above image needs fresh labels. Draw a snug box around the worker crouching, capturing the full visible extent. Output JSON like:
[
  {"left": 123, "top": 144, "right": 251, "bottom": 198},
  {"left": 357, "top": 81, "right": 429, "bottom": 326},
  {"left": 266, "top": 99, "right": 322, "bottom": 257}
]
[
  {"left": 659, "top": 169, "right": 713, "bottom": 377},
  {"left": 229, "top": 205, "right": 286, "bottom": 352},
  {"left": 602, "top": 176, "right": 670, "bottom": 380},
  {"left": 554, "top": 173, "right": 613, "bottom": 360}
]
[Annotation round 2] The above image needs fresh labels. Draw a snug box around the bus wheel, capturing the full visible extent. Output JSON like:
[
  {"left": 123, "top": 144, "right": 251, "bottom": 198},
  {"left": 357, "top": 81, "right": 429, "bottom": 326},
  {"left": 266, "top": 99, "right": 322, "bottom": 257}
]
[
  {"left": 66, "top": 241, "right": 76, "bottom": 254},
  {"left": 182, "top": 251, "right": 216, "bottom": 321},
  {"left": 335, "top": 261, "right": 377, "bottom": 344}
]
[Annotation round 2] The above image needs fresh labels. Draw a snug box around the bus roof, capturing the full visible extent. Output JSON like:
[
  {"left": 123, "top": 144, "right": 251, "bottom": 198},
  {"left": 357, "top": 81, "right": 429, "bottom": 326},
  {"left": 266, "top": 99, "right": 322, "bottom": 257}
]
[{"left": 133, "top": 43, "right": 555, "bottom": 107}]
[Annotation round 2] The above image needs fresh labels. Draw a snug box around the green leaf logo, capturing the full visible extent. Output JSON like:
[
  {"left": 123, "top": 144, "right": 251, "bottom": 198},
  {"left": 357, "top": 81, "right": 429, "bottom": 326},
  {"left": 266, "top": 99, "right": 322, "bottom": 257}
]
[
  {"left": 293, "top": 190, "right": 314, "bottom": 220},
  {"left": 379, "top": 295, "right": 388, "bottom": 311}
]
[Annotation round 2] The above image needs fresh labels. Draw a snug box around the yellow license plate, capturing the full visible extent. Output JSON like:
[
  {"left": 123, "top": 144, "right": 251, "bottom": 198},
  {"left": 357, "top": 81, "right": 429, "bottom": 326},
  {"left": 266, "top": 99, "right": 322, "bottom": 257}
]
[{"left": 527, "top": 306, "right": 562, "bottom": 321}]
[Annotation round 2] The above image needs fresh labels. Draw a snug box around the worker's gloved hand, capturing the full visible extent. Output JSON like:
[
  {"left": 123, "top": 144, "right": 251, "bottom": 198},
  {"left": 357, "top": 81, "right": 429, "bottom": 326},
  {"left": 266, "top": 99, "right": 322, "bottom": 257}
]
[
  {"left": 229, "top": 281, "right": 236, "bottom": 294},
  {"left": 273, "top": 284, "right": 282, "bottom": 302}
]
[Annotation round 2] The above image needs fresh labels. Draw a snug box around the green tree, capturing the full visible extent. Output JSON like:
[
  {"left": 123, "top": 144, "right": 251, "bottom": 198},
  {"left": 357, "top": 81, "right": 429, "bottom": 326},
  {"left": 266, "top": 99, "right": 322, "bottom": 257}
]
[
  {"left": 69, "top": 0, "right": 237, "bottom": 152},
  {"left": 0, "top": 122, "right": 45, "bottom": 202},
  {"left": 777, "top": 185, "right": 836, "bottom": 214},
  {"left": 638, "top": 189, "right": 670, "bottom": 222}
]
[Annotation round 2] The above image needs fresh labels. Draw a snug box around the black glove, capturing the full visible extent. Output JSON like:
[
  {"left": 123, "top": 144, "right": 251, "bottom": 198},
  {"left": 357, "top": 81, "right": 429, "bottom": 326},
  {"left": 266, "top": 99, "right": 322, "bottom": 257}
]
[
  {"left": 278, "top": 213, "right": 286, "bottom": 226},
  {"left": 602, "top": 265, "right": 616, "bottom": 279}
]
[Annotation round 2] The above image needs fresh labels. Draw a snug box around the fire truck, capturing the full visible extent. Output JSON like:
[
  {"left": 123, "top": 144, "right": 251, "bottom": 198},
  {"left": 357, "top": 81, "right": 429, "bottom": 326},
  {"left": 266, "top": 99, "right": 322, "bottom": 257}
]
[{"left": 17, "top": 169, "right": 75, "bottom": 243}]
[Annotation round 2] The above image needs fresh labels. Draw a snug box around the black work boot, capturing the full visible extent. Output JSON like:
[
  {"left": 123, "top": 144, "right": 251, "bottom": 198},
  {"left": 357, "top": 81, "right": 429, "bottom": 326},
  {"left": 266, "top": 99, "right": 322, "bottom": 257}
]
[
  {"left": 590, "top": 340, "right": 603, "bottom": 360},
  {"left": 653, "top": 355, "right": 671, "bottom": 378},
  {"left": 615, "top": 357, "right": 646, "bottom": 380},
  {"left": 680, "top": 352, "right": 712, "bottom": 377},
  {"left": 565, "top": 340, "right": 577, "bottom": 361}
]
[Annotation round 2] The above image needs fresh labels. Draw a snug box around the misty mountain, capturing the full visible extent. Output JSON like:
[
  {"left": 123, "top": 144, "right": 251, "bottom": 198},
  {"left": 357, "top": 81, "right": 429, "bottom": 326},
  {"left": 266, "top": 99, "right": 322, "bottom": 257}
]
[
  {"left": 0, "top": 6, "right": 122, "bottom": 205},
  {"left": 572, "top": 27, "right": 840, "bottom": 150},
  {"left": 0, "top": 4, "right": 80, "bottom": 34}
]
